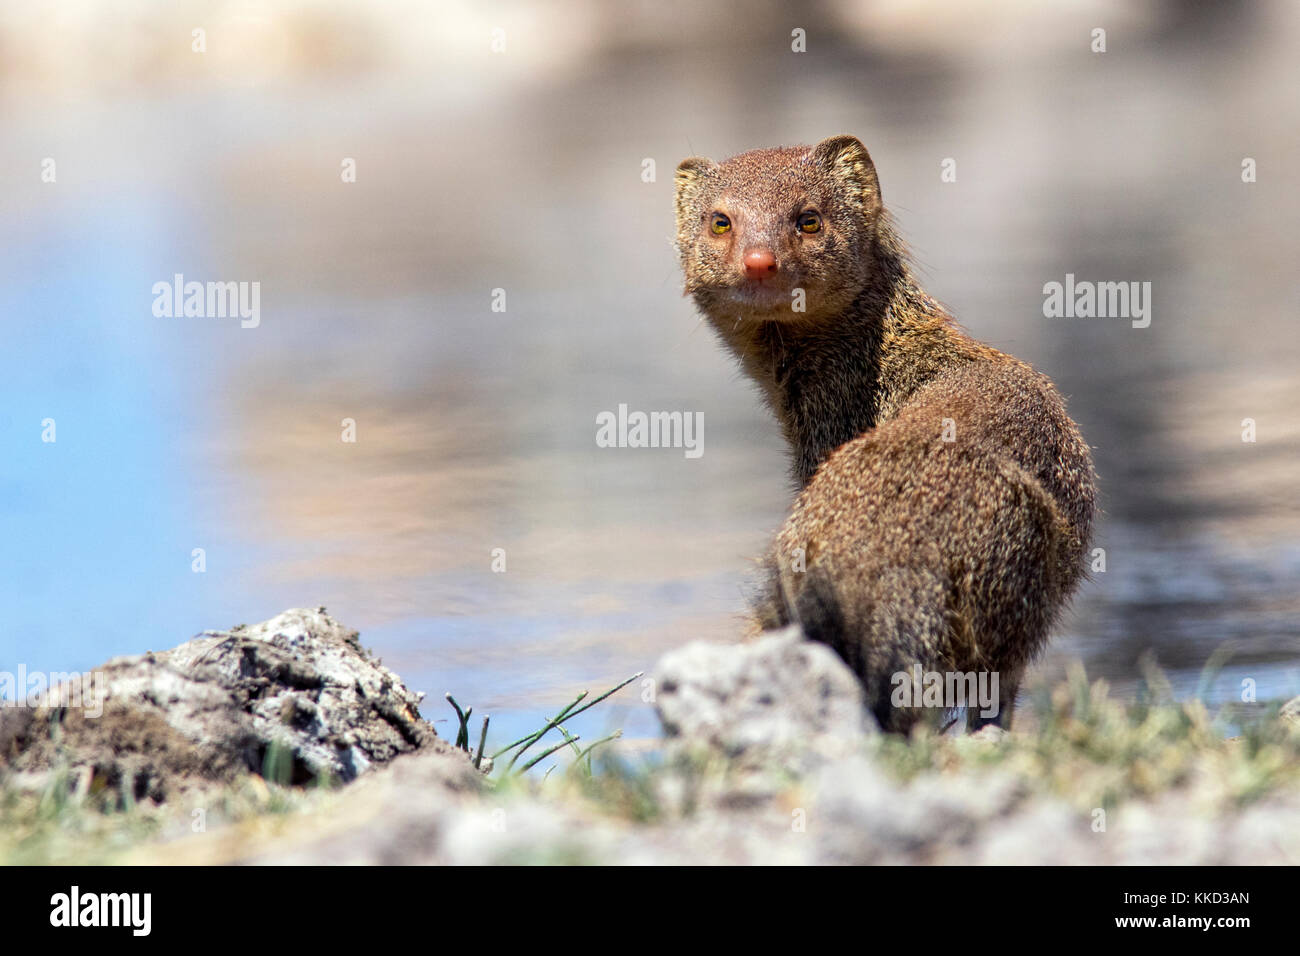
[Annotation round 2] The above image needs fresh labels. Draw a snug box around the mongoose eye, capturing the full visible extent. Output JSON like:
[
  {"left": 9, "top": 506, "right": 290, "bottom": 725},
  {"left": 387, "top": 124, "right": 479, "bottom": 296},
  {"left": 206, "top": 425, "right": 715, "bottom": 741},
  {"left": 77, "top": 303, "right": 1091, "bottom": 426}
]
[
  {"left": 710, "top": 213, "right": 731, "bottom": 235},
  {"left": 797, "top": 211, "right": 822, "bottom": 234}
]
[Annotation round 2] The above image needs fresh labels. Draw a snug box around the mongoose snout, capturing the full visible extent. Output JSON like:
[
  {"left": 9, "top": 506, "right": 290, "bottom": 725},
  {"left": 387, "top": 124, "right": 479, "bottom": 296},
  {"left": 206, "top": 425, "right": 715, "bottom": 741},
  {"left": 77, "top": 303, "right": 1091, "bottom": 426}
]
[{"left": 742, "top": 247, "right": 778, "bottom": 279}]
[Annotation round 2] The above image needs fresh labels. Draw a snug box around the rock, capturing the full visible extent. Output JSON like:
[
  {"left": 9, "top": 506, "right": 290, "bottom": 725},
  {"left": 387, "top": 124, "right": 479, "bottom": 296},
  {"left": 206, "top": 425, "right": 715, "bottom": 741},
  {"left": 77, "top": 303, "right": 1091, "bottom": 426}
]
[
  {"left": 1279, "top": 695, "right": 1300, "bottom": 726},
  {"left": 809, "top": 755, "right": 1027, "bottom": 864},
  {"left": 0, "top": 608, "right": 467, "bottom": 803},
  {"left": 9, "top": 606, "right": 1299, "bottom": 865},
  {"left": 654, "top": 627, "right": 874, "bottom": 771},
  {"left": 971, "top": 799, "right": 1101, "bottom": 864}
]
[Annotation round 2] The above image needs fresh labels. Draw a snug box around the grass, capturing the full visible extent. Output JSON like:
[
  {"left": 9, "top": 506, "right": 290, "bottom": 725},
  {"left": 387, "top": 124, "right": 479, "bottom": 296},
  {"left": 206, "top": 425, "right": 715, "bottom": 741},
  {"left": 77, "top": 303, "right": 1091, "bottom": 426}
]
[
  {"left": 870, "top": 663, "right": 1300, "bottom": 815},
  {"left": 535, "top": 661, "right": 1300, "bottom": 826},
  {"left": 444, "top": 671, "right": 642, "bottom": 778},
  {"left": 0, "top": 669, "right": 648, "bottom": 863},
  {"left": 2, "top": 663, "right": 1296, "bottom": 863}
]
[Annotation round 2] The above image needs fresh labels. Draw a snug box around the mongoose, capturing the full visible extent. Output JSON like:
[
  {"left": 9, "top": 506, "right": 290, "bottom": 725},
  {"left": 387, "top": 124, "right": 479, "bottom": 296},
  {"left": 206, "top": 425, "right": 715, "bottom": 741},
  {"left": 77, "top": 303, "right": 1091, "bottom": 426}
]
[{"left": 674, "top": 135, "right": 1096, "bottom": 733}]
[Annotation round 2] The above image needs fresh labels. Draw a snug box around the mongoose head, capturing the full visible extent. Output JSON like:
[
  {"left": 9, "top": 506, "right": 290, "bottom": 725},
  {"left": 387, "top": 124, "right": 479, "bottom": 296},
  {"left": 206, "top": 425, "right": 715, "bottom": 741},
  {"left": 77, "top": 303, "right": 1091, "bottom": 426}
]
[{"left": 674, "top": 135, "right": 885, "bottom": 324}]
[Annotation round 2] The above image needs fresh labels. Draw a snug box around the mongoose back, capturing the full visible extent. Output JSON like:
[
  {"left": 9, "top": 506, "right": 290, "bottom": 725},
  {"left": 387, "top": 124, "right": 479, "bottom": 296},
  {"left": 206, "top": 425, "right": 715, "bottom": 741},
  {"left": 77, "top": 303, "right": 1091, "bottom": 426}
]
[{"left": 674, "top": 135, "right": 1096, "bottom": 732}]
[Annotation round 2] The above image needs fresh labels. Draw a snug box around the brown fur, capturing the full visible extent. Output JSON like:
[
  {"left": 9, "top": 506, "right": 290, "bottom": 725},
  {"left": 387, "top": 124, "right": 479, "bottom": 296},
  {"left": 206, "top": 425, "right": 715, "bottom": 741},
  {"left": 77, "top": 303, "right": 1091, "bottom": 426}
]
[{"left": 674, "top": 135, "right": 1096, "bottom": 732}]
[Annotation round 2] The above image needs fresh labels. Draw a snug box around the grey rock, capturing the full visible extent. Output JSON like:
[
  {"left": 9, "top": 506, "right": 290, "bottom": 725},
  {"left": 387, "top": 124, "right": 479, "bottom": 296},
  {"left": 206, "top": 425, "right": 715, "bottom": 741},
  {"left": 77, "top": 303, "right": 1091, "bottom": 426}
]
[
  {"left": 12, "top": 608, "right": 1298, "bottom": 865},
  {"left": 0, "top": 607, "right": 467, "bottom": 802},
  {"left": 971, "top": 799, "right": 1102, "bottom": 864},
  {"left": 809, "top": 755, "right": 1026, "bottom": 864},
  {"left": 654, "top": 627, "right": 874, "bottom": 772}
]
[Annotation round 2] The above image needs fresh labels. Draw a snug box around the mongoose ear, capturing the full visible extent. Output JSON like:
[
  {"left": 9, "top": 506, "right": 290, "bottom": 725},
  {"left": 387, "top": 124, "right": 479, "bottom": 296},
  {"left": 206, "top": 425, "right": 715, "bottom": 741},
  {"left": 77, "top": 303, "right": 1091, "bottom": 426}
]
[
  {"left": 812, "top": 135, "right": 881, "bottom": 213},
  {"left": 674, "top": 157, "right": 718, "bottom": 226}
]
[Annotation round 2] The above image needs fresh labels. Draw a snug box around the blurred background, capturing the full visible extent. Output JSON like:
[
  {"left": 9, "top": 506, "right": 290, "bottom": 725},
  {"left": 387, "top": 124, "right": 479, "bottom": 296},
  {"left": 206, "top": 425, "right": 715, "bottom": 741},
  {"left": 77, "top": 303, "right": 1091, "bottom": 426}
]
[{"left": 2, "top": 0, "right": 1298, "bottom": 747}]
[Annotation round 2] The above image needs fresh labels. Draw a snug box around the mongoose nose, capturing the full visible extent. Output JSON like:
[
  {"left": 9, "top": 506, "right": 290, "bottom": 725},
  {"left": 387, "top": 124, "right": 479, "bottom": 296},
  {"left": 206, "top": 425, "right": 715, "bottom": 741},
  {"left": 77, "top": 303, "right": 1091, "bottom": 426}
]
[{"left": 743, "top": 248, "right": 778, "bottom": 279}]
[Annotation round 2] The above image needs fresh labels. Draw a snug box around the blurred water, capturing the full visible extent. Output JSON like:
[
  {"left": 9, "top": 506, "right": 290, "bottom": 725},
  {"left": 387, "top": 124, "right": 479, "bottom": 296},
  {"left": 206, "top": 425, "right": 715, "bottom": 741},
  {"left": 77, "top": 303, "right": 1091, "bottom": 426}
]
[{"left": 2, "top": 1, "right": 1298, "bottom": 750}]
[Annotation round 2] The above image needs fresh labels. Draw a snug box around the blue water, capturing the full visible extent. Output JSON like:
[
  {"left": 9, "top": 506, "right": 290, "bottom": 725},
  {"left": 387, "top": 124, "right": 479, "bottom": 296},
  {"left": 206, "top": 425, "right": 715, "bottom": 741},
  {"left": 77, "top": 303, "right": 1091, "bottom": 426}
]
[{"left": 4, "top": 9, "right": 1300, "bottom": 765}]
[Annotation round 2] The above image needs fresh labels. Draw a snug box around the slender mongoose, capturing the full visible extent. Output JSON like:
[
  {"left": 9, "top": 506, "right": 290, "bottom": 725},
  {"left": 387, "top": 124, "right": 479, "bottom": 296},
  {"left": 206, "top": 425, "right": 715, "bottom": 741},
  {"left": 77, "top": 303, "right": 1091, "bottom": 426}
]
[{"left": 674, "top": 135, "right": 1097, "bottom": 732}]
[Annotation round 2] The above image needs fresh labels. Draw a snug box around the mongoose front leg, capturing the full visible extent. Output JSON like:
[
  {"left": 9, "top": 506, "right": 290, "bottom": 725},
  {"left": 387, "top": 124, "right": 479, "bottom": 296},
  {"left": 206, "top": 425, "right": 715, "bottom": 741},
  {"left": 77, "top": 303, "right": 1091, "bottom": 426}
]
[{"left": 967, "top": 670, "right": 1020, "bottom": 731}]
